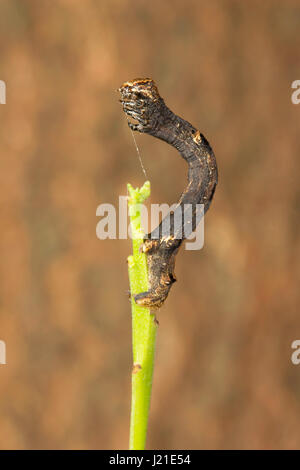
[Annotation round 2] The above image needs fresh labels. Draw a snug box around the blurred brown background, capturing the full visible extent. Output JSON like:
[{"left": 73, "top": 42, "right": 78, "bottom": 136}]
[{"left": 0, "top": 0, "right": 299, "bottom": 449}]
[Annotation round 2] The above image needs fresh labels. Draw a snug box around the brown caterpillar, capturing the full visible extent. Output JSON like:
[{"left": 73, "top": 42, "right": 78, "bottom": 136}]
[{"left": 119, "top": 78, "right": 218, "bottom": 309}]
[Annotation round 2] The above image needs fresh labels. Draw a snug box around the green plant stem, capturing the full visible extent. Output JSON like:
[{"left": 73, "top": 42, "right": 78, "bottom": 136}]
[{"left": 127, "top": 181, "right": 157, "bottom": 450}]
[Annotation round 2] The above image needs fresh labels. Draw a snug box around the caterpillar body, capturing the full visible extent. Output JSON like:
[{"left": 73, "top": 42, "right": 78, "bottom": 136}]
[{"left": 119, "top": 78, "right": 218, "bottom": 309}]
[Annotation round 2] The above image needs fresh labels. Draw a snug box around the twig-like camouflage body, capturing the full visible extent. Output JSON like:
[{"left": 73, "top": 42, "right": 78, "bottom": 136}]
[{"left": 119, "top": 78, "right": 218, "bottom": 308}]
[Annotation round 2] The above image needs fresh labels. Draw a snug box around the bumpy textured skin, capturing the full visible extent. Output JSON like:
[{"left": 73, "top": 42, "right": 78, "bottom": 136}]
[{"left": 119, "top": 78, "right": 218, "bottom": 309}]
